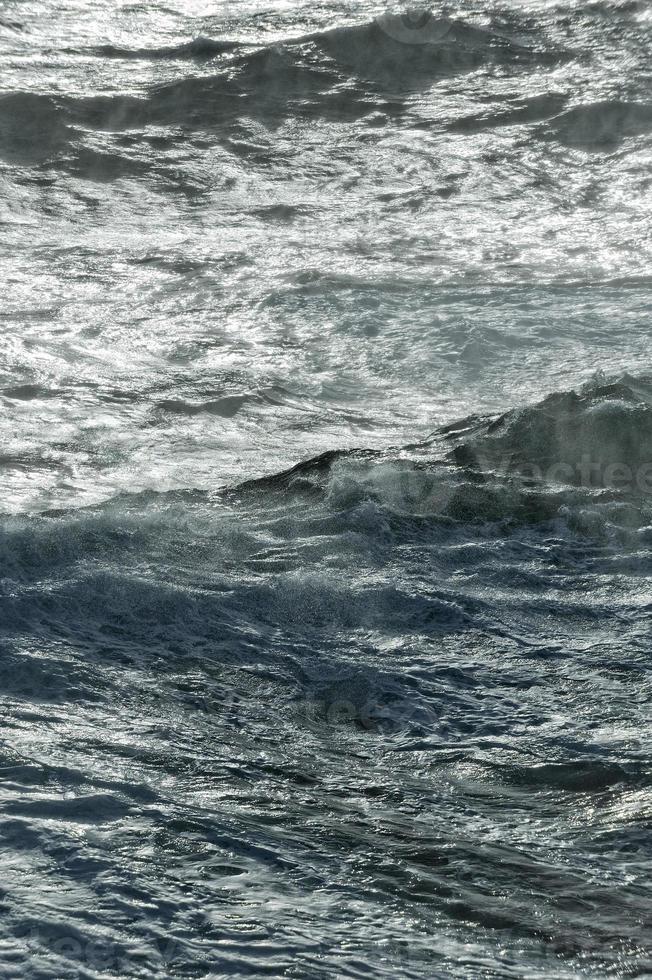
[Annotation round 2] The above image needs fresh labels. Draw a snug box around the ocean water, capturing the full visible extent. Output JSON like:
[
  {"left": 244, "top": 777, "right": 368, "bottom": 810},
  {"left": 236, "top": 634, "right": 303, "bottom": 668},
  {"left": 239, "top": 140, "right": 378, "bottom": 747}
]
[{"left": 1, "top": 1, "right": 651, "bottom": 977}]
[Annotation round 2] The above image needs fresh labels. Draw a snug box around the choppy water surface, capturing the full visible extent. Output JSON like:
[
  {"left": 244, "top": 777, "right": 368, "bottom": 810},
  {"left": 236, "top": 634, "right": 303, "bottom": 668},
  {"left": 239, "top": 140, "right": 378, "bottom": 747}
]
[{"left": 1, "top": 2, "right": 651, "bottom": 977}]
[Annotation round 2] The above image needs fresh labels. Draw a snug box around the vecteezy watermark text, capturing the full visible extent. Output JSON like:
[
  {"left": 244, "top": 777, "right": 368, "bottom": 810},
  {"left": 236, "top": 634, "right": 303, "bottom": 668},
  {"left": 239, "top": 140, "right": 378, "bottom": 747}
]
[{"left": 472, "top": 453, "right": 652, "bottom": 494}]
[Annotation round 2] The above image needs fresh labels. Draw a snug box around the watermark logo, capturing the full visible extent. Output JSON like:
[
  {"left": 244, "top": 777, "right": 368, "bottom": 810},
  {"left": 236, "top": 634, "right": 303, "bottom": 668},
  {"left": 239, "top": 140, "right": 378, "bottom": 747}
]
[
  {"left": 393, "top": 463, "right": 456, "bottom": 515},
  {"left": 374, "top": 7, "right": 453, "bottom": 45},
  {"left": 300, "top": 675, "right": 443, "bottom": 734},
  {"left": 327, "top": 457, "right": 457, "bottom": 516}
]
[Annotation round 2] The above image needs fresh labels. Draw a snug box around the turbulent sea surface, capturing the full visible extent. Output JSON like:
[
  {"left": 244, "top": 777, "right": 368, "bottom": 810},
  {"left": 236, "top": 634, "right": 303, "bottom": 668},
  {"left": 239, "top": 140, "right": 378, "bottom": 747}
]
[{"left": 1, "top": 1, "right": 652, "bottom": 977}]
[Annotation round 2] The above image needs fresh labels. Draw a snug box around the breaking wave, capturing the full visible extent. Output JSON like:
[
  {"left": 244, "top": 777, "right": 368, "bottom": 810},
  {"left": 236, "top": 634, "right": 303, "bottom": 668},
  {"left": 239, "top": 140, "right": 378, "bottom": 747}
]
[{"left": 232, "top": 374, "right": 652, "bottom": 536}]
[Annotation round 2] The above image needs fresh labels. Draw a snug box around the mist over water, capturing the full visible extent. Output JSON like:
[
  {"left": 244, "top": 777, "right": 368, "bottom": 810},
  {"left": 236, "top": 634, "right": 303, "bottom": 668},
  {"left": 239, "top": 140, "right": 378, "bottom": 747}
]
[{"left": 1, "top": 2, "right": 651, "bottom": 977}]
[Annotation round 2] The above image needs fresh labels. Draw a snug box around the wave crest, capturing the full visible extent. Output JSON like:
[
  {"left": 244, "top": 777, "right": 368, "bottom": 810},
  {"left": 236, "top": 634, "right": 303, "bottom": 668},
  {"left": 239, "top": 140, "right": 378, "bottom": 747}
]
[
  {"left": 453, "top": 374, "right": 652, "bottom": 490},
  {"left": 233, "top": 374, "right": 652, "bottom": 531},
  {"left": 93, "top": 36, "right": 240, "bottom": 60}
]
